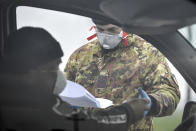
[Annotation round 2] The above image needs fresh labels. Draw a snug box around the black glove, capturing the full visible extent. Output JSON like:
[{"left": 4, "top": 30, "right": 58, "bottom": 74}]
[
  {"left": 91, "top": 98, "right": 150, "bottom": 125},
  {"left": 120, "top": 98, "right": 150, "bottom": 124}
]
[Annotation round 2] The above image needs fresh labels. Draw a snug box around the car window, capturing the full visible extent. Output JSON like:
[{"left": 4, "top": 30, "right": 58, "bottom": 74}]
[
  {"left": 17, "top": 6, "right": 96, "bottom": 71},
  {"left": 16, "top": 6, "right": 196, "bottom": 131},
  {"left": 179, "top": 24, "right": 196, "bottom": 49}
]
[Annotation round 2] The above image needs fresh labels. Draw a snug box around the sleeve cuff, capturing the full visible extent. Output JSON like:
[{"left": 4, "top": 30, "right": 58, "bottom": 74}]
[{"left": 148, "top": 94, "right": 161, "bottom": 116}]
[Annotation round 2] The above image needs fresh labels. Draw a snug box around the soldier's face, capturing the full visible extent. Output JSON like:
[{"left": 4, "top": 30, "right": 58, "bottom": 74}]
[
  {"left": 96, "top": 24, "right": 122, "bottom": 35},
  {"left": 95, "top": 24, "right": 123, "bottom": 49}
]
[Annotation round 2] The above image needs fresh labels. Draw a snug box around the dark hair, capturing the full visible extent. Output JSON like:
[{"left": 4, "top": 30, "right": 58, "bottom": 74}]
[
  {"left": 0, "top": 27, "right": 64, "bottom": 73},
  {"left": 92, "top": 18, "right": 120, "bottom": 26}
]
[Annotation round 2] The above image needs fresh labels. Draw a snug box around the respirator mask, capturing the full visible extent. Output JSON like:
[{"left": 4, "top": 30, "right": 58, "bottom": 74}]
[
  {"left": 52, "top": 70, "right": 73, "bottom": 116},
  {"left": 53, "top": 70, "right": 66, "bottom": 95},
  {"left": 96, "top": 30, "right": 123, "bottom": 49}
]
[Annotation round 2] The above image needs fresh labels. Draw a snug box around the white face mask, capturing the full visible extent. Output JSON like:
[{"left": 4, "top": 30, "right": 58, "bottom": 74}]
[
  {"left": 52, "top": 70, "right": 73, "bottom": 116},
  {"left": 53, "top": 70, "right": 66, "bottom": 95},
  {"left": 96, "top": 31, "right": 123, "bottom": 49}
]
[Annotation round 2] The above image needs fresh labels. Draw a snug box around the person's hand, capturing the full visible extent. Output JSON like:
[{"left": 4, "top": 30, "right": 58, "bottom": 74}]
[
  {"left": 138, "top": 87, "right": 152, "bottom": 116},
  {"left": 86, "top": 98, "right": 150, "bottom": 125},
  {"left": 121, "top": 98, "right": 150, "bottom": 123}
]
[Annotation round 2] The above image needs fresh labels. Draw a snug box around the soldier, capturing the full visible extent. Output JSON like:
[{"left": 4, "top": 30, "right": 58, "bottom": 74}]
[{"left": 65, "top": 20, "right": 181, "bottom": 131}]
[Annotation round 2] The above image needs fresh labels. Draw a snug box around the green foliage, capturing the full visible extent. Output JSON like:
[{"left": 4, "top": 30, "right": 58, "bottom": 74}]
[{"left": 154, "top": 111, "right": 182, "bottom": 131}]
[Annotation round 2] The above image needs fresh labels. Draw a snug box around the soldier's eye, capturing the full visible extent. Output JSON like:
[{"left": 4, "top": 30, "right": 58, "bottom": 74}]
[
  {"left": 107, "top": 27, "right": 116, "bottom": 32},
  {"left": 97, "top": 28, "right": 104, "bottom": 32}
]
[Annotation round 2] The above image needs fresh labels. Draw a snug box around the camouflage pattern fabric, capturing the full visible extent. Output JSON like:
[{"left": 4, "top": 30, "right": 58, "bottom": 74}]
[{"left": 65, "top": 34, "right": 180, "bottom": 131}]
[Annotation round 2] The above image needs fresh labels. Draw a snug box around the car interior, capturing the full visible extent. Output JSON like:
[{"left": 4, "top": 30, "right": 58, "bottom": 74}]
[{"left": 0, "top": 0, "right": 196, "bottom": 131}]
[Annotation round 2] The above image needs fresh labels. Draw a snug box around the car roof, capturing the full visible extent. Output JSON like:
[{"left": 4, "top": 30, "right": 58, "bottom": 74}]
[{"left": 3, "top": 0, "right": 195, "bottom": 34}]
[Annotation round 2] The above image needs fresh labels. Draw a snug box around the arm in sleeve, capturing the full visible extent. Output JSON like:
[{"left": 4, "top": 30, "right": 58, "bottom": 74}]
[
  {"left": 64, "top": 50, "right": 79, "bottom": 81},
  {"left": 141, "top": 44, "right": 181, "bottom": 117}
]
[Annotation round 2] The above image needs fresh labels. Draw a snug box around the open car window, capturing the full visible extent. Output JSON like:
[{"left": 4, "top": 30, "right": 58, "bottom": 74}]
[
  {"left": 16, "top": 5, "right": 196, "bottom": 131},
  {"left": 16, "top": 6, "right": 96, "bottom": 71}
]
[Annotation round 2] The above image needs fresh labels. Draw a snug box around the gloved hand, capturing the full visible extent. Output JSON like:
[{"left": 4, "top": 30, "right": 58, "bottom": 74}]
[
  {"left": 120, "top": 98, "right": 150, "bottom": 124},
  {"left": 138, "top": 88, "right": 152, "bottom": 116}
]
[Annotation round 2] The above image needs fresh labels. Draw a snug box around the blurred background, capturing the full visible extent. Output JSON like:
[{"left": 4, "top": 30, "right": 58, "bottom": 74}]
[{"left": 17, "top": 6, "right": 196, "bottom": 131}]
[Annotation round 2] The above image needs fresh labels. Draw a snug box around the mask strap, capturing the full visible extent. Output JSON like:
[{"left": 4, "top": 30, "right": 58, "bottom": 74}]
[
  {"left": 89, "top": 26, "right": 96, "bottom": 31},
  {"left": 122, "top": 32, "right": 128, "bottom": 47},
  {"left": 87, "top": 26, "right": 97, "bottom": 41}
]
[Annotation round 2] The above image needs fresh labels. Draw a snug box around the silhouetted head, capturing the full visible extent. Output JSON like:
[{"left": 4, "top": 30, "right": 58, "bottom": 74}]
[
  {"left": 0, "top": 27, "right": 65, "bottom": 106},
  {"left": 1, "top": 27, "right": 63, "bottom": 73}
]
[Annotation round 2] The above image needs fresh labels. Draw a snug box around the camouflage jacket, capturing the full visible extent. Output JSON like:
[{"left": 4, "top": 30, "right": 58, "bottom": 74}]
[{"left": 65, "top": 34, "right": 180, "bottom": 131}]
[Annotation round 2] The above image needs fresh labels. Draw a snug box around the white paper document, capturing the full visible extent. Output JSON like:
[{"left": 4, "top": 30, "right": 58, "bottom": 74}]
[{"left": 59, "top": 80, "right": 113, "bottom": 108}]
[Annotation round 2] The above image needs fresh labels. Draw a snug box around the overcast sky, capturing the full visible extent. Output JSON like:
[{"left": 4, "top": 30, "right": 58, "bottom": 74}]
[
  {"left": 16, "top": 6, "right": 196, "bottom": 109},
  {"left": 17, "top": 6, "right": 97, "bottom": 71}
]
